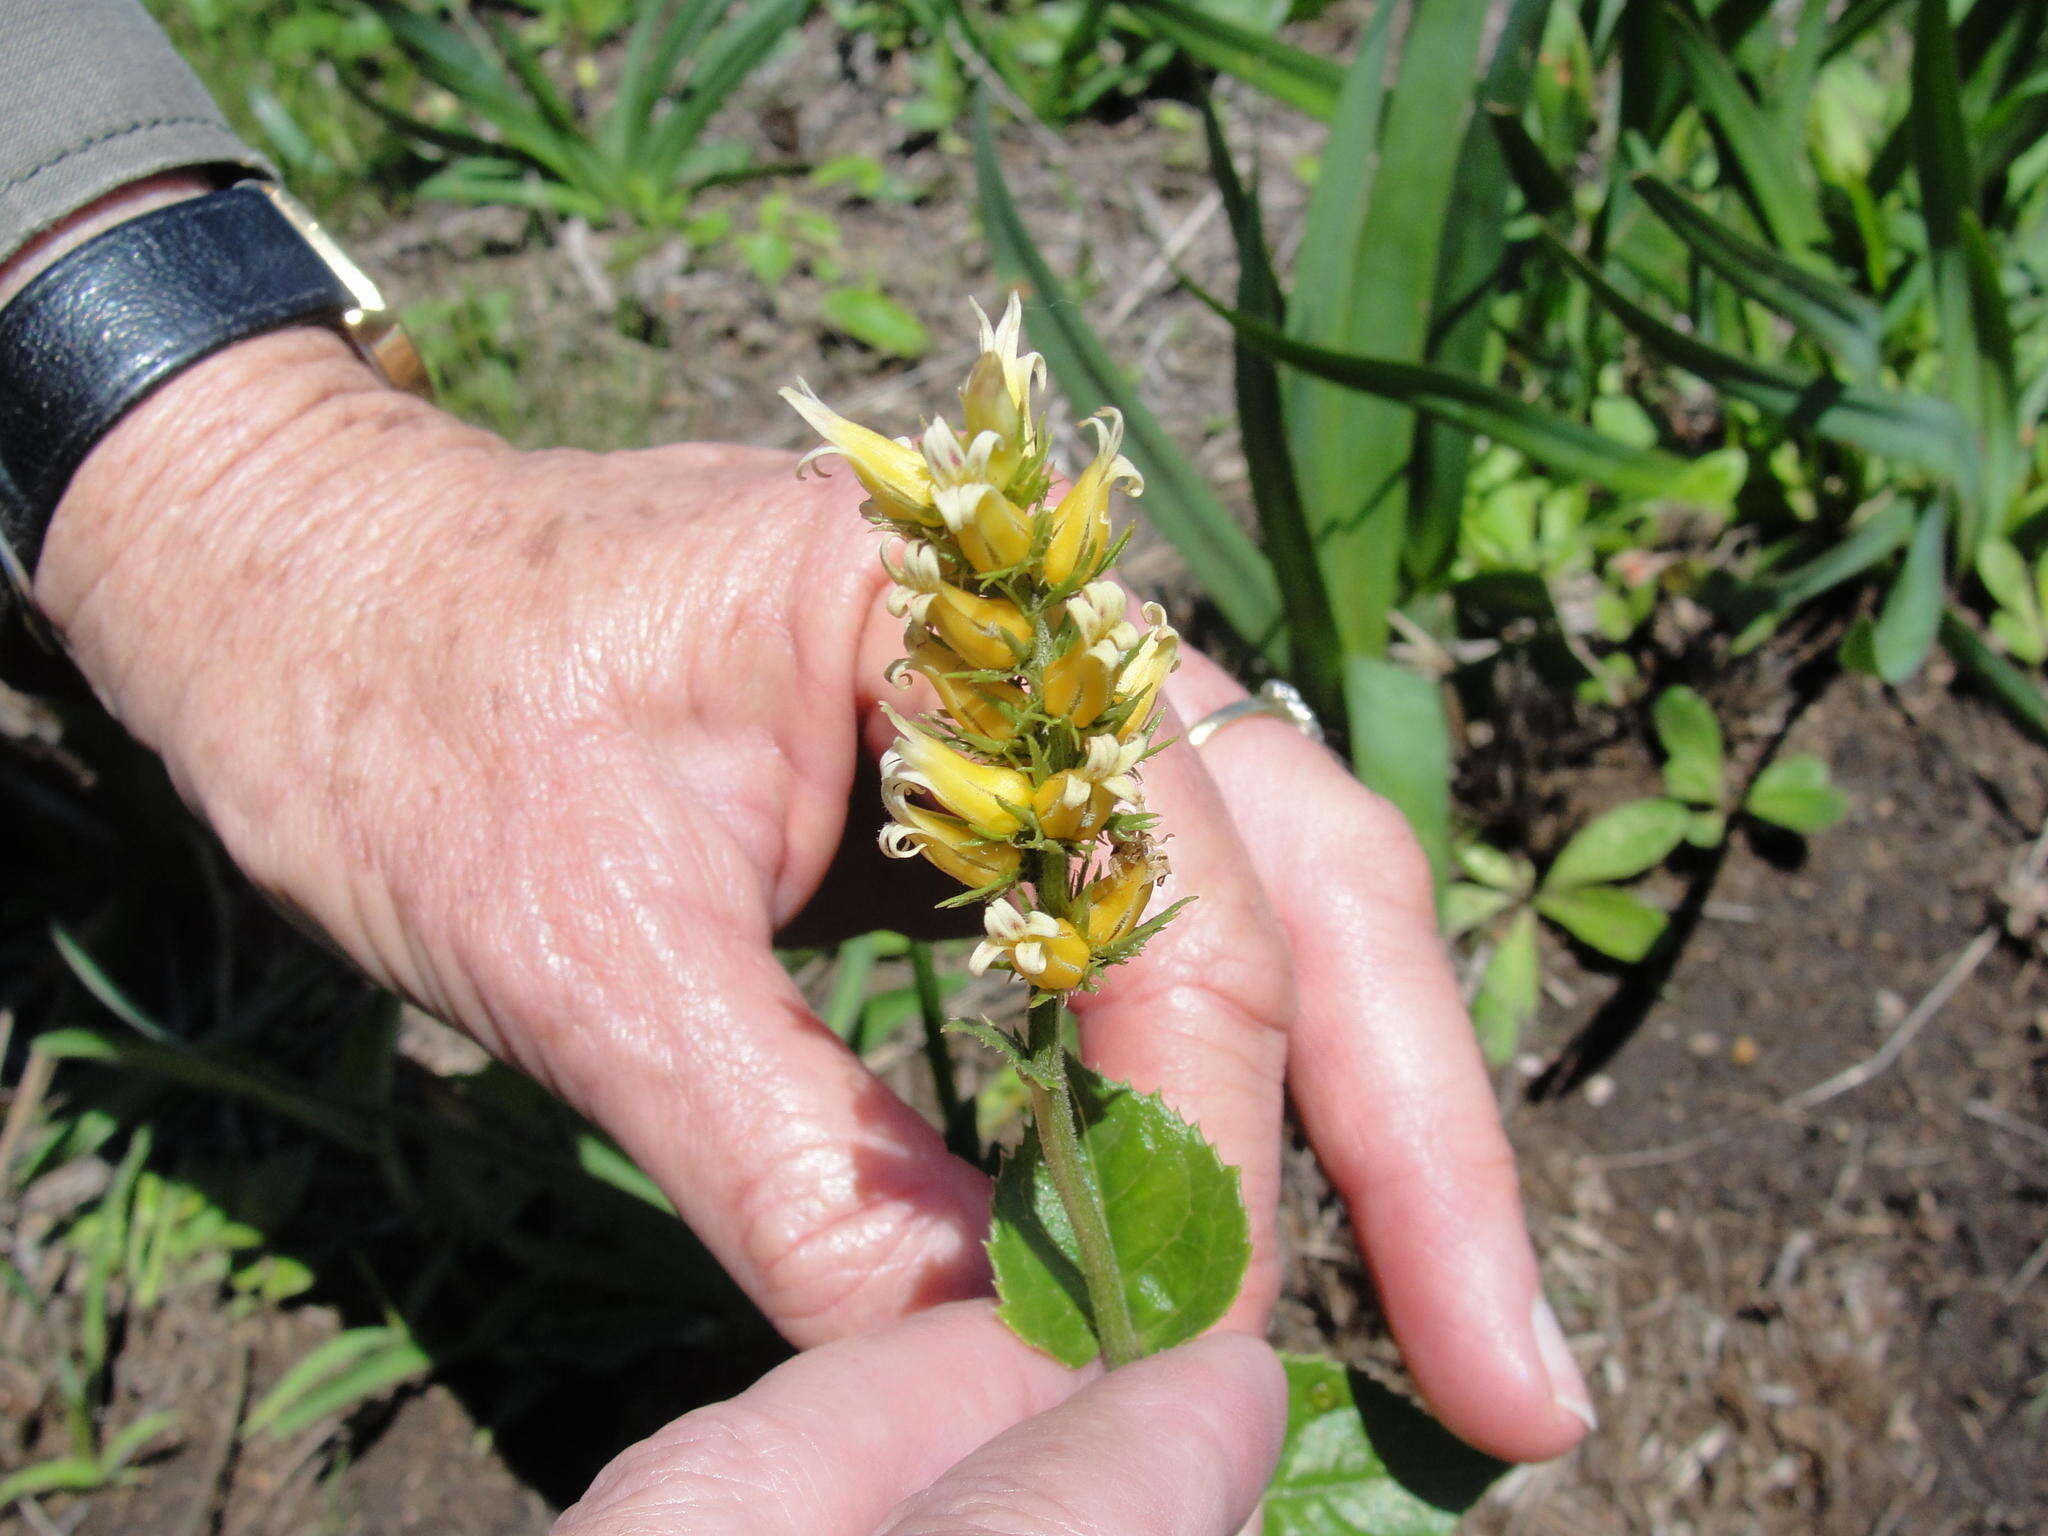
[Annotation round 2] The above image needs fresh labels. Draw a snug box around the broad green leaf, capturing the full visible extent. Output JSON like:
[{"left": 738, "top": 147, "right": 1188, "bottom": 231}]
[
  {"left": 1541, "top": 232, "right": 1978, "bottom": 492},
  {"left": 1442, "top": 882, "right": 1515, "bottom": 940},
  {"left": 1534, "top": 884, "right": 1669, "bottom": 962},
  {"left": 1287, "top": 0, "right": 1489, "bottom": 657},
  {"left": 1685, "top": 808, "right": 1727, "bottom": 848},
  {"left": 1861, "top": 501, "right": 1947, "bottom": 684},
  {"left": 1266, "top": 1355, "right": 1505, "bottom": 1536},
  {"left": 819, "top": 286, "right": 931, "bottom": 358},
  {"left": 1976, "top": 538, "right": 2038, "bottom": 627},
  {"left": 1664, "top": 1, "right": 1825, "bottom": 254},
  {"left": 1471, "top": 908, "right": 1539, "bottom": 1065},
  {"left": 1202, "top": 96, "right": 1341, "bottom": 719},
  {"left": 1940, "top": 608, "right": 2048, "bottom": 745},
  {"left": 1652, "top": 686, "right": 1725, "bottom": 807},
  {"left": 972, "top": 95, "right": 1285, "bottom": 662},
  {"left": 1119, "top": 0, "right": 1341, "bottom": 119},
  {"left": 1630, "top": 173, "right": 1882, "bottom": 379},
  {"left": 1744, "top": 755, "right": 1850, "bottom": 833},
  {"left": 1454, "top": 841, "right": 1527, "bottom": 891},
  {"left": 989, "top": 1062, "right": 1249, "bottom": 1367},
  {"left": 1541, "top": 798, "right": 1692, "bottom": 890},
  {"left": 1344, "top": 656, "right": 1452, "bottom": 894},
  {"left": 1190, "top": 285, "right": 1735, "bottom": 504}
]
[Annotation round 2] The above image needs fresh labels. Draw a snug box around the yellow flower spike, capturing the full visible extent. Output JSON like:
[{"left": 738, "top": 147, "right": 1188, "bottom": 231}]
[
  {"left": 883, "top": 539, "right": 1034, "bottom": 668},
  {"left": 1040, "top": 637, "right": 1119, "bottom": 728},
  {"left": 1114, "top": 606, "right": 1180, "bottom": 740},
  {"left": 935, "top": 481, "right": 1036, "bottom": 575},
  {"left": 1044, "top": 410, "right": 1143, "bottom": 587},
  {"left": 780, "top": 380, "right": 939, "bottom": 527},
  {"left": 879, "top": 801, "right": 1023, "bottom": 889},
  {"left": 883, "top": 706, "right": 1034, "bottom": 835},
  {"left": 902, "top": 641, "right": 1029, "bottom": 742},
  {"left": 1082, "top": 842, "right": 1165, "bottom": 948},
  {"left": 970, "top": 901, "right": 1090, "bottom": 992}
]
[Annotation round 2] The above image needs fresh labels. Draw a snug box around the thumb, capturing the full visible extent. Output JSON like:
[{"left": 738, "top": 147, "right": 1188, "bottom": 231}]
[{"left": 879, "top": 1334, "right": 1288, "bottom": 1536}]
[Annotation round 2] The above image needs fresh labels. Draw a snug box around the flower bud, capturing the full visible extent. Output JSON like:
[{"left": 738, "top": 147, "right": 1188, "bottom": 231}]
[
  {"left": 1043, "top": 411, "right": 1142, "bottom": 587},
  {"left": 884, "top": 707, "right": 1033, "bottom": 835},
  {"left": 901, "top": 642, "right": 1028, "bottom": 742},
  {"left": 970, "top": 901, "right": 1090, "bottom": 992},
  {"left": 961, "top": 351, "right": 1027, "bottom": 488},
  {"left": 781, "top": 381, "right": 938, "bottom": 526},
  {"left": 1114, "top": 607, "right": 1179, "bottom": 740}
]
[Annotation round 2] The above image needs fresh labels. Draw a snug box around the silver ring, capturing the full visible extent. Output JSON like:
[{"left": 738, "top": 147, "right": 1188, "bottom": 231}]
[{"left": 1185, "top": 680, "right": 1325, "bottom": 750}]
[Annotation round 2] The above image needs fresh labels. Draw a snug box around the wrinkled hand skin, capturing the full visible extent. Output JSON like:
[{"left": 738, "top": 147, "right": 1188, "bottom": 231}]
[{"left": 39, "top": 329, "right": 1593, "bottom": 1468}]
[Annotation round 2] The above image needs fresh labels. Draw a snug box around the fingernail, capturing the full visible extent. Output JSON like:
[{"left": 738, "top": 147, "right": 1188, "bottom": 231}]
[{"left": 1530, "top": 1294, "right": 1597, "bottom": 1432}]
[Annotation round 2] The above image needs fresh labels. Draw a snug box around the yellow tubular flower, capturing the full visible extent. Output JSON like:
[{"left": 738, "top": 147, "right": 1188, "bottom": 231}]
[
  {"left": 879, "top": 801, "right": 1022, "bottom": 889},
  {"left": 961, "top": 352, "right": 1027, "bottom": 489},
  {"left": 1044, "top": 411, "right": 1143, "bottom": 587},
  {"left": 1114, "top": 606, "right": 1180, "bottom": 740},
  {"left": 1040, "top": 637, "right": 1118, "bottom": 728},
  {"left": 969, "top": 295, "right": 1047, "bottom": 451},
  {"left": 1033, "top": 772, "right": 1116, "bottom": 841},
  {"left": 902, "top": 641, "right": 1028, "bottom": 742},
  {"left": 884, "top": 706, "right": 1033, "bottom": 835},
  {"left": 779, "top": 381, "right": 939, "bottom": 527},
  {"left": 1082, "top": 843, "right": 1163, "bottom": 947},
  {"left": 936, "top": 481, "right": 1036, "bottom": 575},
  {"left": 970, "top": 902, "right": 1091, "bottom": 992},
  {"left": 884, "top": 540, "right": 1034, "bottom": 669}
]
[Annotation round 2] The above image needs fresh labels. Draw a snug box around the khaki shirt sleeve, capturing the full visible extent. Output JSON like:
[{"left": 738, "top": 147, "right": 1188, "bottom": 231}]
[{"left": 0, "top": 0, "right": 273, "bottom": 263}]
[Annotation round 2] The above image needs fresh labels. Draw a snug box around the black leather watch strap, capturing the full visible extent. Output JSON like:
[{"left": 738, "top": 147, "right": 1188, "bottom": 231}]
[{"left": 0, "top": 184, "right": 356, "bottom": 579}]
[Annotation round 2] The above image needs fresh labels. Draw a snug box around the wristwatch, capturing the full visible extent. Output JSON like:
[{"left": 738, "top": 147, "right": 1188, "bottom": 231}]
[{"left": 0, "top": 180, "right": 430, "bottom": 602}]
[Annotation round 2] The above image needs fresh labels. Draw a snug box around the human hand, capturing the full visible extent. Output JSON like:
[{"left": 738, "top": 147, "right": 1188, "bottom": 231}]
[
  {"left": 552, "top": 1301, "right": 1285, "bottom": 1536},
  {"left": 38, "top": 323, "right": 1591, "bottom": 1459}
]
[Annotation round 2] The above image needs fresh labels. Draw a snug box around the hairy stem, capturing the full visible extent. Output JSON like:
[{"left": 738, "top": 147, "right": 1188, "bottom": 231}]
[{"left": 1025, "top": 990, "right": 1141, "bottom": 1368}]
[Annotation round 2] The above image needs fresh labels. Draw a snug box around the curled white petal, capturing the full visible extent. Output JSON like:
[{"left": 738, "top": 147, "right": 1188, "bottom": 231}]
[
  {"left": 969, "top": 940, "right": 1003, "bottom": 976},
  {"left": 1021, "top": 911, "right": 1062, "bottom": 939},
  {"left": 984, "top": 901, "right": 1028, "bottom": 942},
  {"left": 878, "top": 825, "right": 920, "bottom": 860},
  {"left": 1011, "top": 941, "right": 1047, "bottom": 978}
]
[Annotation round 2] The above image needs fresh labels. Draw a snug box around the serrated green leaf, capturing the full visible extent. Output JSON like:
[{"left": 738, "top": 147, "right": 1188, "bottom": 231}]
[
  {"left": 1266, "top": 1355, "right": 1505, "bottom": 1536},
  {"left": 1744, "top": 755, "right": 1850, "bottom": 833},
  {"left": 1534, "top": 884, "right": 1669, "bottom": 962},
  {"left": 1652, "top": 686, "right": 1725, "bottom": 806},
  {"left": 989, "top": 1062, "right": 1249, "bottom": 1367},
  {"left": 1470, "top": 908, "right": 1538, "bottom": 1065},
  {"left": 1542, "top": 799, "right": 1691, "bottom": 890}
]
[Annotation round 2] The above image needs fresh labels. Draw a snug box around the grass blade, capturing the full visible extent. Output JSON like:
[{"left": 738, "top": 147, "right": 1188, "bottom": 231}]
[
  {"left": 1343, "top": 656, "right": 1452, "bottom": 894},
  {"left": 645, "top": 0, "right": 811, "bottom": 184},
  {"left": 972, "top": 94, "right": 1284, "bottom": 661},
  {"left": 1664, "top": 1, "right": 1826, "bottom": 255},
  {"left": 1486, "top": 104, "right": 1573, "bottom": 221},
  {"left": 1941, "top": 608, "right": 2048, "bottom": 743},
  {"left": 1541, "top": 231, "right": 1978, "bottom": 489},
  {"left": 1188, "top": 280, "right": 1738, "bottom": 503},
  {"left": 1116, "top": 0, "right": 1341, "bottom": 120},
  {"left": 1288, "top": 0, "right": 1491, "bottom": 658},
  {"left": 1201, "top": 97, "right": 1340, "bottom": 718},
  {"left": 612, "top": 0, "right": 734, "bottom": 159},
  {"left": 1632, "top": 173, "right": 1883, "bottom": 380},
  {"left": 1410, "top": 0, "right": 1557, "bottom": 582},
  {"left": 1850, "top": 501, "right": 1946, "bottom": 683}
]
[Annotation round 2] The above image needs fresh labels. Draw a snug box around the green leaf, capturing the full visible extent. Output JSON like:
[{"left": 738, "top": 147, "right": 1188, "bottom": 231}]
[
  {"left": 1652, "top": 686, "right": 1725, "bottom": 806},
  {"left": 1542, "top": 798, "right": 1691, "bottom": 890},
  {"left": 1119, "top": 0, "right": 1341, "bottom": 119},
  {"left": 819, "top": 286, "right": 931, "bottom": 358},
  {"left": 1266, "top": 1355, "right": 1505, "bottom": 1536},
  {"left": 1540, "top": 233, "right": 1978, "bottom": 490},
  {"left": 1685, "top": 808, "right": 1727, "bottom": 848},
  {"left": 1744, "top": 755, "right": 1850, "bottom": 834},
  {"left": 989, "top": 1062, "right": 1249, "bottom": 1367},
  {"left": 1286, "top": 0, "right": 1490, "bottom": 657},
  {"left": 1454, "top": 841, "right": 1527, "bottom": 891},
  {"left": 611, "top": 0, "right": 732, "bottom": 160},
  {"left": 1859, "top": 501, "right": 1947, "bottom": 684},
  {"left": 1190, "top": 284, "right": 1733, "bottom": 504},
  {"left": 1730, "top": 497, "right": 1915, "bottom": 649},
  {"left": 1664, "top": 1, "right": 1825, "bottom": 254},
  {"left": 1441, "top": 882, "right": 1515, "bottom": 939},
  {"left": 1940, "top": 608, "right": 2048, "bottom": 744},
  {"left": 1344, "top": 656, "right": 1452, "bottom": 894},
  {"left": 1470, "top": 908, "right": 1539, "bottom": 1066},
  {"left": 644, "top": 0, "right": 811, "bottom": 185},
  {"left": 1534, "top": 884, "right": 1669, "bottom": 962},
  {"left": 972, "top": 94, "right": 1284, "bottom": 662},
  {"left": 1485, "top": 104, "right": 1572, "bottom": 220},
  {"left": 1630, "top": 173, "right": 1882, "bottom": 379},
  {"left": 1202, "top": 96, "right": 1341, "bottom": 720}
]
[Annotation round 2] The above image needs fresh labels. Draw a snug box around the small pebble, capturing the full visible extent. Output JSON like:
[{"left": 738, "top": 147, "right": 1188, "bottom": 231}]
[
  {"left": 1730, "top": 1036, "right": 1759, "bottom": 1067},
  {"left": 1584, "top": 1074, "right": 1615, "bottom": 1107},
  {"left": 1687, "top": 1030, "right": 1721, "bottom": 1057}
]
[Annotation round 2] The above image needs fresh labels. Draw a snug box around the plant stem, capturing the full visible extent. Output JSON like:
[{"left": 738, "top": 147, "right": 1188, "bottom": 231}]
[{"left": 1025, "top": 991, "right": 1142, "bottom": 1368}]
